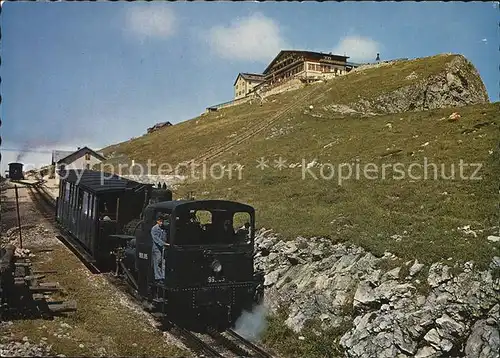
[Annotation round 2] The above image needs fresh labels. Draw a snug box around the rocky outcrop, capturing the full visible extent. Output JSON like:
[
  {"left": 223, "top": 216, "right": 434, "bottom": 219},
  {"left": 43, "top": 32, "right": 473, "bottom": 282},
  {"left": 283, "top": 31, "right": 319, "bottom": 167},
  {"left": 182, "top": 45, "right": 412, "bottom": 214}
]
[
  {"left": 331, "top": 54, "right": 490, "bottom": 115},
  {"left": 254, "top": 228, "right": 500, "bottom": 358}
]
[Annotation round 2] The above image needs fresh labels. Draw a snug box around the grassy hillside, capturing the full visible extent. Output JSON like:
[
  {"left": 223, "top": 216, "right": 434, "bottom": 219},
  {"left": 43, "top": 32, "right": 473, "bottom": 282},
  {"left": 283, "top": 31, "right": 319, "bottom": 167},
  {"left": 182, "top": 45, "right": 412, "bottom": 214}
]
[
  {"left": 101, "top": 54, "right": 499, "bottom": 267},
  {"left": 176, "top": 103, "right": 499, "bottom": 267}
]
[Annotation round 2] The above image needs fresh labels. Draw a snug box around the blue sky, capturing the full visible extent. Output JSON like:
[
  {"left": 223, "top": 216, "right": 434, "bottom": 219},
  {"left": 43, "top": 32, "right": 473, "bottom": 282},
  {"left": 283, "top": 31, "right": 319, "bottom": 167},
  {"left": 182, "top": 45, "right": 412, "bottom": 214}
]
[{"left": 1, "top": 1, "right": 498, "bottom": 172}]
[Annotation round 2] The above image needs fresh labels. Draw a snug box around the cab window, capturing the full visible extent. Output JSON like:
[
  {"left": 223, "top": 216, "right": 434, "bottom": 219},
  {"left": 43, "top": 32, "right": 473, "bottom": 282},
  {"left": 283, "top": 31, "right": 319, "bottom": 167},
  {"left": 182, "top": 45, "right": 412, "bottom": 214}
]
[{"left": 173, "top": 209, "right": 252, "bottom": 245}]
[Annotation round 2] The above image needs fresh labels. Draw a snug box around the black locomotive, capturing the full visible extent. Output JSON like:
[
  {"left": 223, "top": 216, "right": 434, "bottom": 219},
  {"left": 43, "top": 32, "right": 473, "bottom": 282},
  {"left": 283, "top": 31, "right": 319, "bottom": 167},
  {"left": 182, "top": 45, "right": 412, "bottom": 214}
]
[{"left": 55, "top": 169, "right": 264, "bottom": 331}]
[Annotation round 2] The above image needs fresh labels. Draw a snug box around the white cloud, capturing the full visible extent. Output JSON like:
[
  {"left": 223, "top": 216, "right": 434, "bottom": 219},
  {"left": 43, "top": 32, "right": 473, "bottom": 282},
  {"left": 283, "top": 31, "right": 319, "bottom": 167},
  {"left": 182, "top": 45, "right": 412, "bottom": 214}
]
[
  {"left": 332, "top": 35, "right": 381, "bottom": 63},
  {"left": 125, "top": 6, "right": 177, "bottom": 39},
  {"left": 207, "top": 13, "right": 288, "bottom": 62},
  {"left": 481, "top": 38, "right": 488, "bottom": 44}
]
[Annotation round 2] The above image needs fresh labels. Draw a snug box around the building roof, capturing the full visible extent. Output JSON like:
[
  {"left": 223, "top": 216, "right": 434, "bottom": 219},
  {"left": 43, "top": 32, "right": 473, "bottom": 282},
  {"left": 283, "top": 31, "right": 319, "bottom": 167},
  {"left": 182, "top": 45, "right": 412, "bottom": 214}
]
[
  {"left": 58, "top": 169, "right": 151, "bottom": 194},
  {"left": 263, "top": 50, "right": 350, "bottom": 75},
  {"left": 151, "top": 121, "right": 172, "bottom": 128},
  {"left": 147, "top": 121, "right": 173, "bottom": 132},
  {"left": 56, "top": 147, "right": 106, "bottom": 165},
  {"left": 233, "top": 73, "right": 266, "bottom": 86}
]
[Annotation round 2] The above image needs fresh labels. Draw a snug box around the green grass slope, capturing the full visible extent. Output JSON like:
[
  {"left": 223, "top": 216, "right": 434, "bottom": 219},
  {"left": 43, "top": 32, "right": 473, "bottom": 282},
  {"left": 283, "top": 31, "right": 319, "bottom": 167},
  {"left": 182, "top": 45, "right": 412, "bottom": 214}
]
[
  {"left": 101, "top": 54, "right": 499, "bottom": 267},
  {"left": 178, "top": 103, "right": 499, "bottom": 267}
]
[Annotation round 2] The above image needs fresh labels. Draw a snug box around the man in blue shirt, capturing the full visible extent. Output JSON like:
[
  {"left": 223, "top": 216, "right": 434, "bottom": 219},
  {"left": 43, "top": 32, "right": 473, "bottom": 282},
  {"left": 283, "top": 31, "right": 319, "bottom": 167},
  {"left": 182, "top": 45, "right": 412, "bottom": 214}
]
[{"left": 151, "top": 214, "right": 168, "bottom": 283}]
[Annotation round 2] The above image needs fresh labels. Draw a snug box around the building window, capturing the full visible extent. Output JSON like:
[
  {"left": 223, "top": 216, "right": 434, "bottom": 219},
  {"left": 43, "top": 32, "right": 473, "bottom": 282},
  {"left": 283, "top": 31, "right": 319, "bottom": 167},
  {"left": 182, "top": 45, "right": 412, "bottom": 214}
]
[{"left": 85, "top": 153, "right": 91, "bottom": 161}]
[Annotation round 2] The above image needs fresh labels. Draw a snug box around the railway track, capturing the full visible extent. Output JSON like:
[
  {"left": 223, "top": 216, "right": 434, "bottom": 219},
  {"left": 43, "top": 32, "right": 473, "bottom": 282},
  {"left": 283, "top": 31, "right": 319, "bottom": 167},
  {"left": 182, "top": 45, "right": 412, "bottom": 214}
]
[
  {"left": 180, "top": 325, "right": 273, "bottom": 358},
  {"left": 26, "top": 180, "right": 275, "bottom": 358},
  {"left": 25, "top": 181, "right": 56, "bottom": 222}
]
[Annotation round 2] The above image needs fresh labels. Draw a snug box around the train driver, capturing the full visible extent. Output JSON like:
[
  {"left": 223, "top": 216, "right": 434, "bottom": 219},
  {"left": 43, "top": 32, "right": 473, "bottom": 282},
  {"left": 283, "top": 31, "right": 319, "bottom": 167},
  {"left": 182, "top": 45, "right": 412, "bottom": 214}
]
[{"left": 151, "top": 214, "right": 168, "bottom": 283}]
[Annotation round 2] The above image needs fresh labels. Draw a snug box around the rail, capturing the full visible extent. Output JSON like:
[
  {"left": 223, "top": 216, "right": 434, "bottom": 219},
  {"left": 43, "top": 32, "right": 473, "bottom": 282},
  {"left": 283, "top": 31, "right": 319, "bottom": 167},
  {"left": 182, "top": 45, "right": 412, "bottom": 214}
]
[
  {"left": 194, "top": 82, "right": 327, "bottom": 165},
  {"left": 206, "top": 326, "right": 249, "bottom": 357},
  {"left": 176, "top": 326, "right": 224, "bottom": 357},
  {"left": 227, "top": 329, "right": 274, "bottom": 358},
  {"left": 173, "top": 325, "right": 275, "bottom": 358}
]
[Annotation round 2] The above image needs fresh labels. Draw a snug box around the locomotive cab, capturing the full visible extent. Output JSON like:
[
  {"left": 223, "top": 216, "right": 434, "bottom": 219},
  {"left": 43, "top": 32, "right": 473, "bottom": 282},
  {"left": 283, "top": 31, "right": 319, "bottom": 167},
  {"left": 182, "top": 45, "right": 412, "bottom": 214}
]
[{"left": 132, "top": 200, "right": 265, "bottom": 331}]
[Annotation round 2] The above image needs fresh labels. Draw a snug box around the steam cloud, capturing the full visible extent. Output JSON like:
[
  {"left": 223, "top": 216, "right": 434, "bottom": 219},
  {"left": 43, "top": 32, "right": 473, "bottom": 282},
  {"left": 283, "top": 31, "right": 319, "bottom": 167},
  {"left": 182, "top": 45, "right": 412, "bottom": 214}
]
[
  {"left": 15, "top": 142, "right": 34, "bottom": 162},
  {"left": 15, "top": 150, "right": 28, "bottom": 163},
  {"left": 10, "top": 119, "right": 96, "bottom": 164},
  {"left": 233, "top": 303, "right": 269, "bottom": 342}
]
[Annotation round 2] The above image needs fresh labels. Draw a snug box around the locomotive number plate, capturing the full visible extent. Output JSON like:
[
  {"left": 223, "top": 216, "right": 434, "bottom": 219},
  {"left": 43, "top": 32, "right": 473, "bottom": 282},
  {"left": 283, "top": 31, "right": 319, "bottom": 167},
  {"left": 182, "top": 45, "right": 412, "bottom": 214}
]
[{"left": 139, "top": 252, "right": 148, "bottom": 259}]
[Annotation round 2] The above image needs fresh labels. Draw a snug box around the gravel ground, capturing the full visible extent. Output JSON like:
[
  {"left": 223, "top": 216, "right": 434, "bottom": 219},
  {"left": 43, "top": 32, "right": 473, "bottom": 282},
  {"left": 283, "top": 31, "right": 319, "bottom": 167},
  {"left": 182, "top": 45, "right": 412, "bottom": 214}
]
[{"left": 0, "top": 321, "right": 66, "bottom": 357}]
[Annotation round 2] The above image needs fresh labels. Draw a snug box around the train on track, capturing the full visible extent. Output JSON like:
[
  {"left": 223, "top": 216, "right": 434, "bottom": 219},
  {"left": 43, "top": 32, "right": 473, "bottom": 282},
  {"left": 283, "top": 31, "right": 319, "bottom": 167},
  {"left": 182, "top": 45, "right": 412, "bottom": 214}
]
[{"left": 54, "top": 169, "right": 265, "bottom": 332}]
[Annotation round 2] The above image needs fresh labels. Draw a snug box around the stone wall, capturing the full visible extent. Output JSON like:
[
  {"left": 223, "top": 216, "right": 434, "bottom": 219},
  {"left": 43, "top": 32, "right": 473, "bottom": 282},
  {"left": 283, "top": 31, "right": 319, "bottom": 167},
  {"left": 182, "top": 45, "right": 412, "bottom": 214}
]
[{"left": 261, "top": 78, "right": 305, "bottom": 98}]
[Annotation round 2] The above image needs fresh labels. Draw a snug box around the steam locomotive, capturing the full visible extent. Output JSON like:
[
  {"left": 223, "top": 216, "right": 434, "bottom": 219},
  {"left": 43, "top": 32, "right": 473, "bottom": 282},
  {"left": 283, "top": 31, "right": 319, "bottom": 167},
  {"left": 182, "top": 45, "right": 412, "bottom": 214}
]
[
  {"left": 55, "top": 169, "right": 264, "bottom": 331},
  {"left": 8, "top": 163, "right": 24, "bottom": 181}
]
